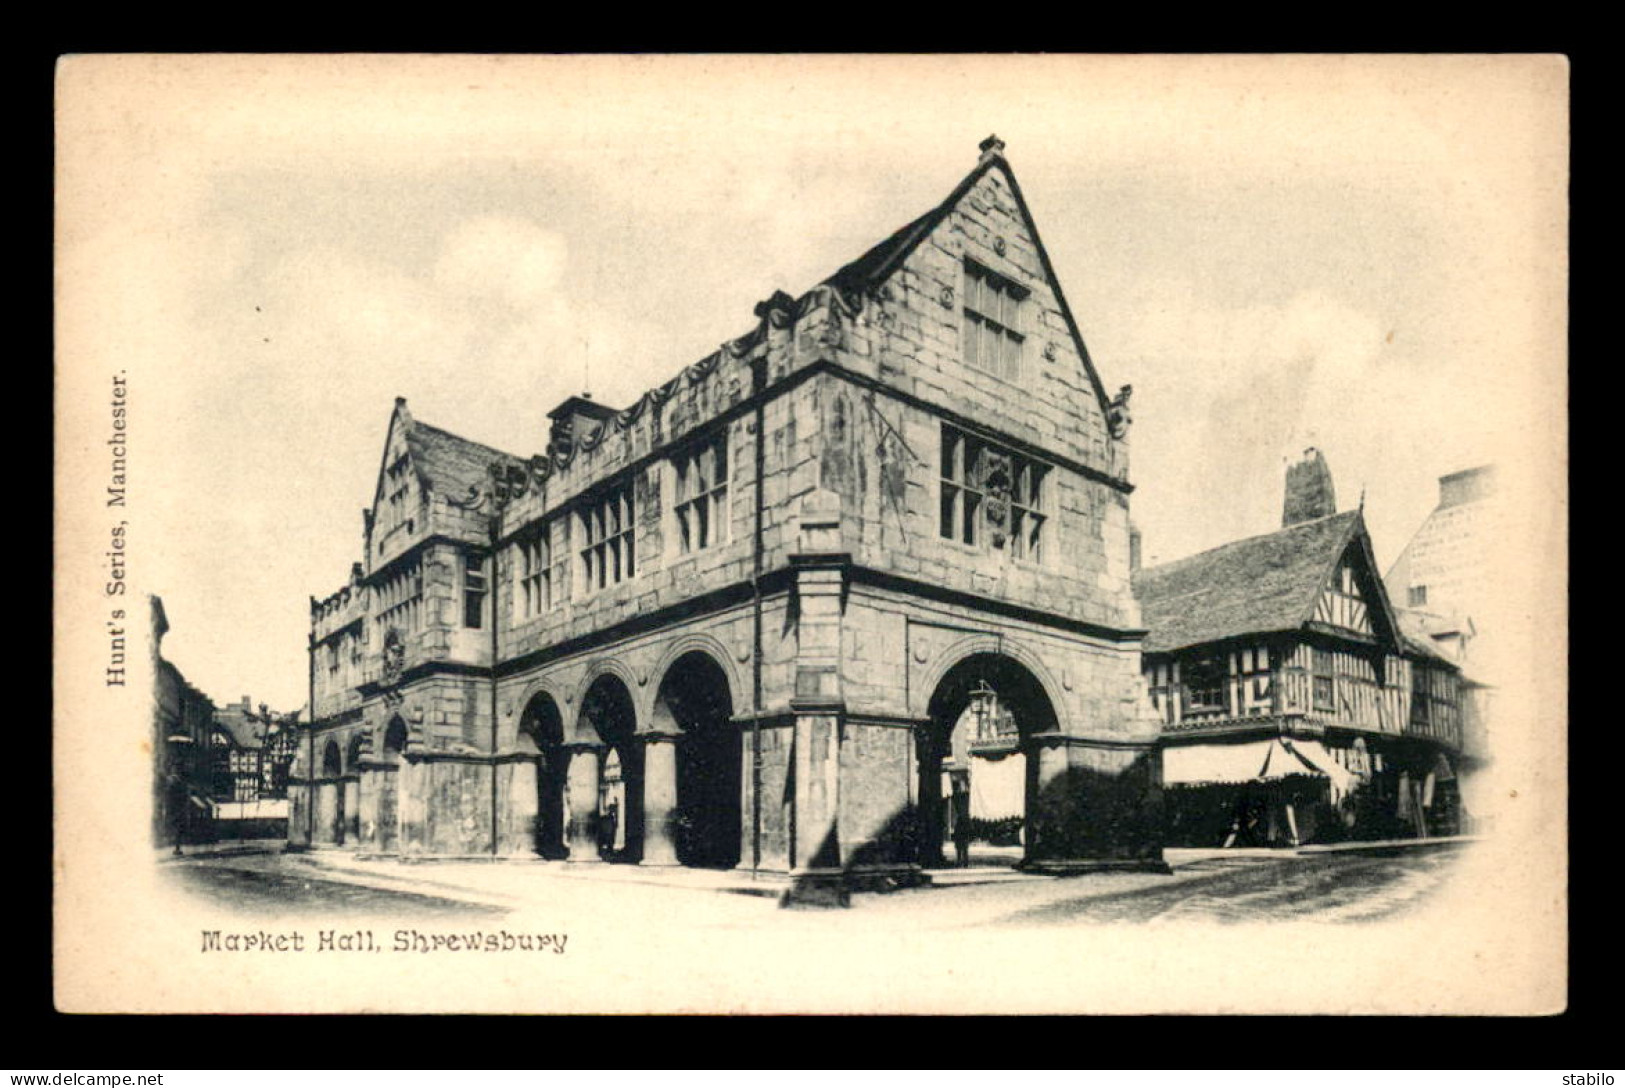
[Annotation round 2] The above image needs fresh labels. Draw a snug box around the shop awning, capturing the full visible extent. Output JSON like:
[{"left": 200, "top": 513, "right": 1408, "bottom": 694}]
[
  {"left": 1284, "top": 738, "right": 1362, "bottom": 798},
  {"left": 1164, "top": 738, "right": 1341, "bottom": 788}
]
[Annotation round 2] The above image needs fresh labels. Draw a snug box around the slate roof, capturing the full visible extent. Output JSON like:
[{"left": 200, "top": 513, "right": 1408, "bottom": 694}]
[
  {"left": 1132, "top": 511, "right": 1364, "bottom": 655},
  {"left": 213, "top": 707, "right": 266, "bottom": 749},
  {"left": 406, "top": 420, "right": 521, "bottom": 496},
  {"left": 1395, "top": 609, "right": 1465, "bottom": 664}
]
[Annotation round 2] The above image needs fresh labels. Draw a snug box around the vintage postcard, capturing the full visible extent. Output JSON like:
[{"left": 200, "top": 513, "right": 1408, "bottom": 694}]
[{"left": 53, "top": 54, "right": 1568, "bottom": 1015}]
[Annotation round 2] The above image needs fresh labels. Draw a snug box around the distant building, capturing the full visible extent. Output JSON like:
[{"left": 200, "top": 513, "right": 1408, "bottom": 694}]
[
  {"left": 1384, "top": 464, "right": 1500, "bottom": 776},
  {"left": 1134, "top": 450, "right": 1467, "bottom": 846},
  {"left": 209, "top": 695, "right": 296, "bottom": 841},
  {"left": 1385, "top": 465, "right": 1498, "bottom": 621},
  {"left": 151, "top": 596, "right": 216, "bottom": 850},
  {"left": 291, "top": 136, "right": 1166, "bottom": 889}
]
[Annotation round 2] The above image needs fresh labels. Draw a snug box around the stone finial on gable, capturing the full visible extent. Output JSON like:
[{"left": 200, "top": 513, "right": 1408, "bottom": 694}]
[
  {"left": 978, "top": 134, "right": 1007, "bottom": 164},
  {"left": 754, "top": 290, "right": 797, "bottom": 329},
  {"left": 1108, "top": 384, "right": 1134, "bottom": 439}
]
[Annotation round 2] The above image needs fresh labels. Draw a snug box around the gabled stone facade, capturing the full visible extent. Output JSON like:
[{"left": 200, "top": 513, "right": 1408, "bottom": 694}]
[{"left": 290, "top": 138, "right": 1167, "bottom": 890}]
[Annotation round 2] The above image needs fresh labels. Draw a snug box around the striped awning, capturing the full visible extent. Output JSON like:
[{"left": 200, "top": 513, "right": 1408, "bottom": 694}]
[{"left": 1164, "top": 738, "right": 1349, "bottom": 788}]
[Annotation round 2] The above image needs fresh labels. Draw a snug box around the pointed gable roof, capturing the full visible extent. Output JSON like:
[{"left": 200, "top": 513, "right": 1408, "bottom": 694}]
[
  {"left": 821, "top": 140, "right": 1115, "bottom": 420},
  {"left": 1134, "top": 510, "right": 1405, "bottom": 655},
  {"left": 372, "top": 397, "right": 521, "bottom": 509},
  {"left": 406, "top": 419, "right": 521, "bottom": 497}
]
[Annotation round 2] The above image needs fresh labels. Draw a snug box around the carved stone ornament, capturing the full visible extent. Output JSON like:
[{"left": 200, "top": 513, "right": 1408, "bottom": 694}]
[
  {"left": 993, "top": 235, "right": 1007, "bottom": 257},
  {"left": 382, "top": 626, "right": 406, "bottom": 685},
  {"left": 982, "top": 451, "right": 1012, "bottom": 548},
  {"left": 1108, "top": 383, "right": 1134, "bottom": 439},
  {"left": 939, "top": 285, "right": 954, "bottom": 308}
]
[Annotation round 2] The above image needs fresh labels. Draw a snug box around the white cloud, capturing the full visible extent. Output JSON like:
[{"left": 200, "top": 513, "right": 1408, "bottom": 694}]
[{"left": 433, "top": 215, "right": 569, "bottom": 311}]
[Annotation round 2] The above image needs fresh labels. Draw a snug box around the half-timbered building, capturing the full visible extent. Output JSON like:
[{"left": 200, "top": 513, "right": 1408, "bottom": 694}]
[{"left": 1135, "top": 450, "right": 1466, "bottom": 847}]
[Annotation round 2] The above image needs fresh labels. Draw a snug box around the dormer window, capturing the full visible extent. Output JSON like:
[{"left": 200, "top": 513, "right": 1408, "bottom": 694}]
[{"left": 963, "top": 258, "right": 1027, "bottom": 382}]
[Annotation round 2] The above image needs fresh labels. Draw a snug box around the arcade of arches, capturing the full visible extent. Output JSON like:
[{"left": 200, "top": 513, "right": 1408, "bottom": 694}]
[{"left": 293, "top": 640, "right": 1167, "bottom": 880}]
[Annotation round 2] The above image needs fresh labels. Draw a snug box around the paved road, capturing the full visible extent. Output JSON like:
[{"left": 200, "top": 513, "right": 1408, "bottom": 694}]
[
  {"left": 163, "top": 856, "right": 509, "bottom": 918},
  {"left": 991, "top": 850, "right": 1462, "bottom": 925},
  {"left": 162, "top": 845, "right": 1468, "bottom": 927}
]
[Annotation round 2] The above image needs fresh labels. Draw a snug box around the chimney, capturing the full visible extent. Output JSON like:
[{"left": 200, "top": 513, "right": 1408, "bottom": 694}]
[
  {"left": 1439, "top": 464, "right": 1496, "bottom": 509},
  {"left": 1129, "top": 524, "right": 1142, "bottom": 573},
  {"left": 1283, "top": 448, "right": 1338, "bottom": 527}
]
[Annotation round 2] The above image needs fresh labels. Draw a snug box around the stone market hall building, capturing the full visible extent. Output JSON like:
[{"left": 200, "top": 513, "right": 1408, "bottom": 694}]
[{"left": 289, "top": 137, "right": 1166, "bottom": 888}]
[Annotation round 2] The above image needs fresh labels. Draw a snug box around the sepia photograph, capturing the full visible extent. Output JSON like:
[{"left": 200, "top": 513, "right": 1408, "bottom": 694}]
[{"left": 53, "top": 53, "right": 1568, "bottom": 1015}]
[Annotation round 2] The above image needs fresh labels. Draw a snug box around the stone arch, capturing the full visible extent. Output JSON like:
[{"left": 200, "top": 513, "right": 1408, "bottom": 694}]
[
  {"left": 345, "top": 731, "right": 366, "bottom": 772},
  {"left": 914, "top": 633, "right": 1068, "bottom": 727},
  {"left": 568, "top": 659, "right": 641, "bottom": 743},
  {"left": 653, "top": 648, "right": 741, "bottom": 869},
  {"left": 341, "top": 732, "right": 364, "bottom": 844},
  {"left": 373, "top": 714, "right": 408, "bottom": 855},
  {"left": 510, "top": 677, "right": 570, "bottom": 748},
  {"left": 917, "top": 648, "right": 1063, "bottom": 870},
  {"left": 517, "top": 689, "right": 568, "bottom": 859},
  {"left": 647, "top": 633, "right": 742, "bottom": 725},
  {"left": 321, "top": 738, "right": 343, "bottom": 777},
  {"left": 577, "top": 670, "right": 641, "bottom": 861},
  {"left": 319, "top": 738, "right": 344, "bottom": 846},
  {"left": 381, "top": 715, "right": 408, "bottom": 762}
]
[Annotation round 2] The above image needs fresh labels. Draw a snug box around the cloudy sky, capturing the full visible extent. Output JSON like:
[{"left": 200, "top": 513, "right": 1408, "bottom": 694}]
[{"left": 58, "top": 55, "right": 1567, "bottom": 713}]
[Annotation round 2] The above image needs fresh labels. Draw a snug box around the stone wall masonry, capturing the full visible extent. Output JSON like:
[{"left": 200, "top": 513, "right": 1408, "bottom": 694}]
[
  {"left": 809, "top": 370, "right": 1137, "bottom": 633},
  {"left": 836, "top": 585, "right": 1161, "bottom": 746},
  {"left": 492, "top": 595, "right": 797, "bottom": 751},
  {"left": 495, "top": 376, "right": 824, "bottom": 670},
  {"left": 841, "top": 168, "right": 1120, "bottom": 480}
]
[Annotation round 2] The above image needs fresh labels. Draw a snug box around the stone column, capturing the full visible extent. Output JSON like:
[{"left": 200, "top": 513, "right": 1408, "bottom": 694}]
[
  {"left": 640, "top": 731, "right": 682, "bottom": 866},
  {"left": 342, "top": 776, "right": 361, "bottom": 846},
  {"left": 315, "top": 781, "right": 338, "bottom": 845},
  {"left": 398, "top": 757, "right": 427, "bottom": 857},
  {"left": 1021, "top": 733, "right": 1169, "bottom": 874},
  {"left": 1023, "top": 732, "right": 1071, "bottom": 867},
  {"left": 376, "top": 764, "right": 400, "bottom": 854},
  {"left": 506, "top": 757, "right": 540, "bottom": 857},
  {"left": 564, "top": 743, "right": 602, "bottom": 861},
  {"left": 286, "top": 777, "right": 312, "bottom": 849},
  {"left": 357, "top": 766, "right": 382, "bottom": 852},
  {"left": 792, "top": 712, "right": 842, "bottom": 872}
]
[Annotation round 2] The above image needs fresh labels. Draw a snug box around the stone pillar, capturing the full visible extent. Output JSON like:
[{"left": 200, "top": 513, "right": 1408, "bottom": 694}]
[
  {"left": 792, "top": 712, "right": 842, "bottom": 873},
  {"left": 315, "top": 781, "right": 339, "bottom": 845},
  {"left": 398, "top": 757, "right": 427, "bottom": 857},
  {"left": 1023, "top": 733, "right": 1071, "bottom": 867},
  {"left": 915, "top": 725, "right": 949, "bottom": 870},
  {"left": 342, "top": 776, "right": 361, "bottom": 846},
  {"left": 1021, "top": 733, "right": 1169, "bottom": 874},
  {"left": 376, "top": 764, "right": 400, "bottom": 854},
  {"left": 782, "top": 494, "right": 852, "bottom": 904},
  {"left": 564, "top": 743, "right": 602, "bottom": 861},
  {"left": 357, "top": 766, "right": 382, "bottom": 851},
  {"left": 286, "top": 778, "right": 312, "bottom": 849},
  {"left": 505, "top": 757, "right": 540, "bottom": 857},
  {"left": 640, "top": 731, "right": 681, "bottom": 866}
]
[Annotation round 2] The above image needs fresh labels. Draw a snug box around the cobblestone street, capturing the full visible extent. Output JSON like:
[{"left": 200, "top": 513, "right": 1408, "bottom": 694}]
[{"left": 162, "top": 842, "right": 1473, "bottom": 928}]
